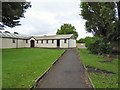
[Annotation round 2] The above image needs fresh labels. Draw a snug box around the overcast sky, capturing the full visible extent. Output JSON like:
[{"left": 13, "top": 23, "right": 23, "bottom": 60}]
[{"left": 5, "top": 0, "right": 93, "bottom": 39}]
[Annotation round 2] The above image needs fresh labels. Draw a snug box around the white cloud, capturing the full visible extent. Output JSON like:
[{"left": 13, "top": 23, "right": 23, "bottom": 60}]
[{"left": 4, "top": 0, "right": 93, "bottom": 39}]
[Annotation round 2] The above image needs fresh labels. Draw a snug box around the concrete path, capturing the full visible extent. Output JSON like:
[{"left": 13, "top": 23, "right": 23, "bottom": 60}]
[{"left": 37, "top": 48, "right": 92, "bottom": 88}]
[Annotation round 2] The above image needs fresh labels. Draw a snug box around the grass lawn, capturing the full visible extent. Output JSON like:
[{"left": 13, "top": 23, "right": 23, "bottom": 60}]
[
  {"left": 2, "top": 48, "right": 64, "bottom": 88},
  {"left": 0, "top": 49, "right": 2, "bottom": 89},
  {"left": 78, "top": 48, "right": 118, "bottom": 88}
]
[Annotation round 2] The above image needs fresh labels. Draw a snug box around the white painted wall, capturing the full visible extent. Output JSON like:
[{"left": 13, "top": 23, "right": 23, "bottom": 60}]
[
  {"left": 1, "top": 38, "right": 30, "bottom": 49},
  {"left": 60, "top": 39, "right": 68, "bottom": 48},
  {"left": 0, "top": 38, "right": 2, "bottom": 49},
  {"left": 24, "top": 40, "right": 30, "bottom": 48},
  {"left": 18, "top": 39, "right": 25, "bottom": 48},
  {"left": 37, "top": 40, "right": 57, "bottom": 48},
  {"left": 69, "top": 39, "right": 76, "bottom": 48},
  {"left": 36, "top": 39, "right": 75, "bottom": 48},
  {"left": 2, "top": 38, "right": 16, "bottom": 48},
  {"left": 0, "top": 37, "right": 76, "bottom": 49}
]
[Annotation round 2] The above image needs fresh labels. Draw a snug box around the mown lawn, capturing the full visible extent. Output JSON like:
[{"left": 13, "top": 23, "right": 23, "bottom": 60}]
[
  {"left": 78, "top": 48, "right": 118, "bottom": 88},
  {"left": 2, "top": 48, "right": 64, "bottom": 88},
  {"left": 0, "top": 49, "right": 2, "bottom": 89}
]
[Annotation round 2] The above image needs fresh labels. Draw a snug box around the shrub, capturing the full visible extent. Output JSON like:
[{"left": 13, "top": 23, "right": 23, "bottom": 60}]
[
  {"left": 84, "top": 37, "right": 96, "bottom": 47},
  {"left": 84, "top": 36, "right": 112, "bottom": 55}
]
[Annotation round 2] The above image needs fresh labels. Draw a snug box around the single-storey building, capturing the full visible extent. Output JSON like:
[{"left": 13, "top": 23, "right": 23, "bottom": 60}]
[{"left": 0, "top": 32, "right": 76, "bottom": 49}]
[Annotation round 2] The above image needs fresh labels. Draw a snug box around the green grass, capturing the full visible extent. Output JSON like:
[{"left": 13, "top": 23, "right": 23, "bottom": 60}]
[
  {"left": 2, "top": 48, "right": 64, "bottom": 88},
  {"left": 78, "top": 48, "right": 118, "bottom": 88},
  {"left": 0, "top": 49, "right": 2, "bottom": 89}
]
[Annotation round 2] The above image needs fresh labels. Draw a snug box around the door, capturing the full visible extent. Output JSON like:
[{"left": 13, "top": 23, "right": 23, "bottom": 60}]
[
  {"left": 30, "top": 40, "right": 35, "bottom": 48},
  {"left": 57, "top": 39, "right": 60, "bottom": 48}
]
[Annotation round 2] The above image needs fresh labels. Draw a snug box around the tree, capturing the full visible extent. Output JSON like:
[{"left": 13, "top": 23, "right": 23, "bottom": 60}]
[
  {"left": 80, "top": 2, "right": 119, "bottom": 54},
  {"left": 0, "top": 2, "right": 31, "bottom": 29},
  {"left": 77, "top": 38, "right": 85, "bottom": 43},
  {"left": 81, "top": 2, "right": 116, "bottom": 37},
  {"left": 56, "top": 24, "right": 78, "bottom": 39}
]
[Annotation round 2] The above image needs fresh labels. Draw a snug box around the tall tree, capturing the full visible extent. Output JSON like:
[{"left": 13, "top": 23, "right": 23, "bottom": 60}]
[
  {"left": 81, "top": 2, "right": 116, "bottom": 37},
  {"left": 56, "top": 24, "right": 78, "bottom": 39},
  {"left": 80, "top": 2, "right": 119, "bottom": 54},
  {"left": 0, "top": 2, "right": 31, "bottom": 29}
]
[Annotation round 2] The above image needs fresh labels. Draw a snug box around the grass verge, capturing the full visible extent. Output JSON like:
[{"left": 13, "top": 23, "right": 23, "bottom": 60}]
[
  {"left": 0, "top": 49, "right": 2, "bottom": 89},
  {"left": 2, "top": 48, "right": 64, "bottom": 88},
  {"left": 78, "top": 48, "right": 118, "bottom": 88}
]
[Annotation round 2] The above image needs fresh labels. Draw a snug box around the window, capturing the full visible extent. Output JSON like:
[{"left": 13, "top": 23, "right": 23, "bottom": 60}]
[
  {"left": 26, "top": 40, "right": 28, "bottom": 43},
  {"left": 46, "top": 40, "right": 48, "bottom": 43},
  {"left": 52, "top": 40, "right": 54, "bottom": 43},
  {"left": 12, "top": 39, "right": 15, "bottom": 43},
  {"left": 64, "top": 39, "right": 67, "bottom": 43},
  {"left": 37, "top": 40, "right": 38, "bottom": 44},
  {"left": 41, "top": 40, "right": 43, "bottom": 44}
]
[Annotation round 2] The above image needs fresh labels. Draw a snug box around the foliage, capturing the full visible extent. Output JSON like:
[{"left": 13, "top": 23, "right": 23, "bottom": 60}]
[
  {"left": 77, "top": 38, "right": 85, "bottom": 43},
  {"left": 84, "top": 36, "right": 99, "bottom": 54},
  {"left": 80, "top": 2, "right": 116, "bottom": 36},
  {"left": 78, "top": 49, "right": 118, "bottom": 88},
  {"left": 1, "top": 2, "right": 31, "bottom": 29},
  {"left": 56, "top": 23, "right": 78, "bottom": 39},
  {"left": 2, "top": 48, "right": 64, "bottom": 88},
  {"left": 80, "top": 2, "right": 120, "bottom": 54},
  {"left": 84, "top": 36, "right": 113, "bottom": 54},
  {"left": 84, "top": 37, "right": 96, "bottom": 47},
  {"left": 76, "top": 40, "right": 79, "bottom": 43}
]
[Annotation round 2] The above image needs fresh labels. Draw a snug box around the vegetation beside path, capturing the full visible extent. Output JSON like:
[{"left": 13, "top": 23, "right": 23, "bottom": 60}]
[
  {"left": 2, "top": 48, "right": 64, "bottom": 88},
  {"left": 78, "top": 48, "right": 118, "bottom": 88}
]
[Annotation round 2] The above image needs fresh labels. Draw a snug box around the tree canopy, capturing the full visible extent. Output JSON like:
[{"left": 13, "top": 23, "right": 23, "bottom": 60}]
[
  {"left": 56, "top": 24, "right": 78, "bottom": 39},
  {"left": 0, "top": 2, "right": 31, "bottom": 29},
  {"left": 80, "top": 2, "right": 120, "bottom": 54}
]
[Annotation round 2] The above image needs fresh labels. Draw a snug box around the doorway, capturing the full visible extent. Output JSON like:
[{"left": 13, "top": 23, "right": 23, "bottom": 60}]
[
  {"left": 30, "top": 40, "right": 35, "bottom": 48},
  {"left": 57, "top": 39, "right": 60, "bottom": 48}
]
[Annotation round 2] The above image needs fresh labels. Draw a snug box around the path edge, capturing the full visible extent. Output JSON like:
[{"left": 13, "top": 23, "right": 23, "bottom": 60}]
[
  {"left": 76, "top": 48, "right": 95, "bottom": 89},
  {"left": 29, "top": 49, "right": 67, "bottom": 90}
]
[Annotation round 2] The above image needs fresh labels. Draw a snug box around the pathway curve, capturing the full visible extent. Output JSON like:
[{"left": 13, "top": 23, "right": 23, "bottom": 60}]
[{"left": 37, "top": 48, "right": 93, "bottom": 88}]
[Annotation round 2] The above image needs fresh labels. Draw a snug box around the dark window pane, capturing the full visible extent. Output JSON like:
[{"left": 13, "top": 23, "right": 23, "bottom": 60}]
[
  {"left": 46, "top": 40, "right": 48, "bottom": 43},
  {"left": 41, "top": 40, "right": 43, "bottom": 44},
  {"left": 26, "top": 40, "right": 28, "bottom": 43},
  {"left": 52, "top": 40, "right": 54, "bottom": 43},
  {"left": 64, "top": 39, "right": 67, "bottom": 43},
  {"left": 12, "top": 39, "right": 15, "bottom": 43}
]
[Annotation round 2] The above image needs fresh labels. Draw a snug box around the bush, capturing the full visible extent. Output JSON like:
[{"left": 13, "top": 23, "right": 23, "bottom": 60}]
[
  {"left": 84, "top": 36, "right": 112, "bottom": 55},
  {"left": 84, "top": 37, "right": 96, "bottom": 47}
]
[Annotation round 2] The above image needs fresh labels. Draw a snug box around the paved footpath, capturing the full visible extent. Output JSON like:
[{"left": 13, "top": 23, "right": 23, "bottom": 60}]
[{"left": 37, "top": 48, "right": 93, "bottom": 88}]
